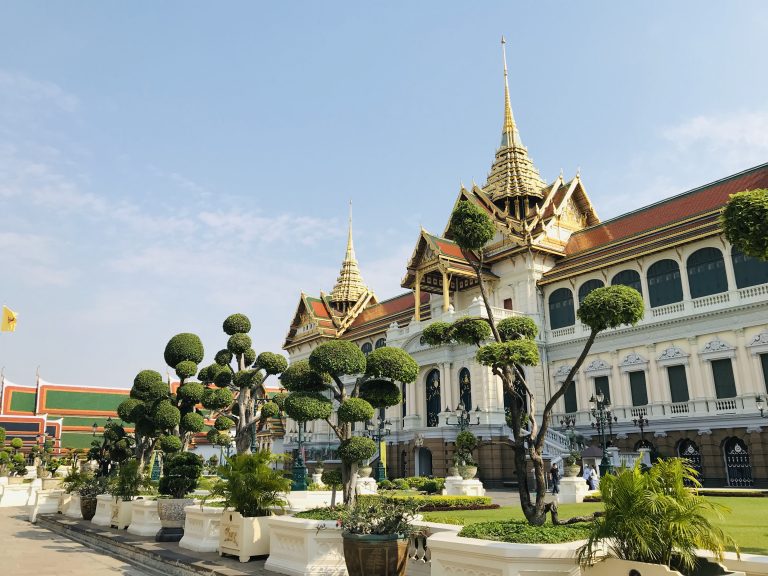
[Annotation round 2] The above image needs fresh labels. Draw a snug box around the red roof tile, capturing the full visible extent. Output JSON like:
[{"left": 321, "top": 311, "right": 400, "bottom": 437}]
[
  {"left": 565, "top": 164, "right": 768, "bottom": 255},
  {"left": 309, "top": 300, "right": 330, "bottom": 318},
  {"left": 350, "top": 292, "right": 429, "bottom": 328},
  {"left": 434, "top": 238, "right": 465, "bottom": 259}
]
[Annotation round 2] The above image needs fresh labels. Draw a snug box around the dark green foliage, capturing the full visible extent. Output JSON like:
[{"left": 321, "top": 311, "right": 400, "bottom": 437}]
[
  {"left": 131, "top": 370, "right": 168, "bottom": 402},
  {"left": 181, "top": 412, "right": 205, "bottom": 433},
  {"left": 497, "top": 316, "right": 538, "bottom": 341},
  {"left": 153, "top": 400, "right": 181, "bottom": 429},
  {"left": 214, "top": 415, "right": 235, "bottom": 431},
  {"left": 321, "top": 469, "right": 342, "bottom": 488},
  {"left": 364, "top": 347, "right": 419, "bottom": 383},
  {"left": 104, "top": 423, "right": 126, "bottom": 442},
  {"left": 449, "top": 201, "right": 495, "bottom": 251},
  {"left": 215, "top": 349, "right": 233, "bottom": 366},
  {"left": 377, "top": 479, "right": 394, "bottom": 490},
  {"left": 359, "top": 379, "right": 402, "bottom": 408},
  {"left": 337, "top": 498, "right": 419, "bottom": 536},
  {"left": 337, "top": 436, "right": 376, "bottom": 464},
  {"left": 197, "top": 365, "right": 212, "bottom": 382},
  {"left": 309, "top": 340, "right": 366, "bottom": 378},
  {"left": 159, "top": 452, "right": 203, "bottom": 498},
  {"left": 159, "top": 435, "right": 183, "bottom": 453},
  {"left": 255, "top": 351, "right": 288, "bottom": 375},
  {"left": 174, "top": 360, "right": 198, "bottom": 380},
  {"left": 371, "top": 494, "right": 494, "bottom": 511},
  {"left": 337, "top": 397, "right": 375, "bottom": 423},
  {"left": 227, "top": 333, "right": 252, "bottom": 355},
  {"left": 283, "top": 392, "right": 333, "bottom": 422},
  {"left": 0, "top": 427, "right": 5, "bottom": 445},
  {"left": 177, "top": 382, "right": 205, "bottom": 404},
  {"left": 214, "top": 368, "right": 233, "bottom": 387},
  {"left": 476, "top": 340, "right": 539, "bottom": 368},
  {"left": 394, "top": 478, "right": 409, "bottom": 490},
  {"left": 202, "top": 387, "right": 234, "bottom": 410},
  {"left": 259, "top": 401, "right": 279, "bottom": 419},
  {"left": 109, "top": 459, "right": 144, "bottom": 501},
  {"left": 456, "top": 430, "right": 478, "bottom": 452},
  {"left": 280, "top": 359, "right": 329, "bottom": 392},
  {"left": 117, "top": 398, "right": 144, "bottom": 423},
  {"left": 206, "top": 451, "right": 291, "bottom": 517},
  {"left": 164, "top": 333, "right": 205, "bottom": 368},
  {"left": 223, "top": 313, "right": 251, "bottom": 335},
  {"left": 452, "top": 317, "right": 492, "bottom": 346},
  {"left": 577, "top": 285, "right": 644, "bottom": 332},
  {"left": 233, "top": 369, "right": 262, "bottom": 389},
  {"left": 271, "top": 392, "right": 288, "bottom": 409},
  {"left": 243, "top": 348, "right": 257, "bottom": 366},
  {"left": 422, "top": 321, "right": 453, "bottom": 346},
  {"left": 10, "top": 437, "right": 23, "bottom": 450},
  {"left": 721, "top": 188, "right": 768, "bottom": 260},
  {"left": 206, "top": 429, "right": 231, "bottom": 446},
  {"left": 460, "top": 520, "right": 590, "bottom": 544}
]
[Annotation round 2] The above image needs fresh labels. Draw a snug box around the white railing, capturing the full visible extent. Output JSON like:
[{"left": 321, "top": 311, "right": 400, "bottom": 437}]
[
  {"left": 739, "top": 283, "right": 768, "bottom": 299},
  {"left": 630, "top": 406, "right": 648, "bottom": 418},
  {"left": 551, "top": 326, "right": 575, "bottom": 337},
  {"left": 489, "top": 306, "right": 521, "bottom": 320},
  {"left": 714, "top": 398, "right": 739, "bottom": 413},
  {"left": 668, "top": 401, "right": 690, "bottom": 415},
  {"left": 651, "top": 301, "right": 685, "bottom": 317},
  {"left": 692, "top": 292, "right": 730, "bottom": 309}
]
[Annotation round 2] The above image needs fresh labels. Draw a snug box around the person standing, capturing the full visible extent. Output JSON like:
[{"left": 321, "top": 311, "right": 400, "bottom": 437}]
[
  {"left": 588, "top": 466, "right": 599, "bottom": 491},
  {"left": 583, "top": 464, "right": 591, "bottom": 488},
  {"left": 549, "top": 463, "right": 560, "bottom": 495}
]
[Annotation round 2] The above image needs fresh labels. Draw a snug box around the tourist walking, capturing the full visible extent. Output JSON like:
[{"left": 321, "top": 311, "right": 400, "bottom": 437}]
[
  {"left": 588, "top": 466, "right": 599, "bottom": 491},
  {"left": 583, "top": 464, "right": 591, "bottom": 488},
  {"left": 549, "top": 463, "right": 560, "bottom": 495}
]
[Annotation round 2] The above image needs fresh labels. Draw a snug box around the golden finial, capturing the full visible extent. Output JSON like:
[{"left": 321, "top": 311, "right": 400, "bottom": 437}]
[{"left": 500, "top": 36, "right": 520, "bottom": 147}]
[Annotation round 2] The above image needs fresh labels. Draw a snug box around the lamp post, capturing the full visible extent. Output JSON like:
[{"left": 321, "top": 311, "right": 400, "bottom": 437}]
[
  {"left": 589, "top": 392, "right": 617, "bottom": 476},
  {"left": 289, "top": 423, "right": 312, "bottom": 491},
  {"left": 756, "top": 395, "right": 767, "bottom": 418},
  {"left": 365, "top": 409, "right": 392, "bottom": 482},
  {"left": 444, "top": 403, "right": 481, "bottom": 432},
  {"left": 560, "top": 415, "right": 578, "bottom": 452},
  {"left": 633, "top": 415, "right": 650, "bottom": 446}
]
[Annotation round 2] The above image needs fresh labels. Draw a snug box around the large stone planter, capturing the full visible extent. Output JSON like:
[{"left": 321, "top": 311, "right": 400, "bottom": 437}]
[
  {"left": 91, "top": 494, "right": 113, "bottom": 526},
  {"left": 179, "top": 505, "right": 222, "bottom": 553},
  {"left": 265, "top": 515, "right": 347, "bottom": 576},
  {"left": 343, "top": 533, "right": 407, "bottom": 576},
  {"left": 428, "top": 529, "right": 585, "bottom": 576},
  {"left": 64, "top": 493, "right": 82, "bottom": 518},
  {"left": 8, "top": 477, "right": 25, "bottom": 485},
  {"left": 457, "top": 465, "right": 477, "bottom": 480},
  {"left": 0, "top": 483, "right": 31, "bottom": 507},
  {"left": 584, "top": 557, "right": 746, "bottom": 576},
  {"left": 285, "top": 490, "right": 335, "bottom": 512},
  {"left": 219, "top": 509, "right": 271, "bottom": 562},
  {"left": 43, "top": 477, "right": 62, "bottom": 490},
  {"left": 357, "top": 466, "right": 372, "bottom": 478},
  {"left": 156, "top": 497, "right": 195, "bottom": 542},
  {"left": 128, "top": 499, "right": 162, "bottom": 536},
  {"left": 564, "top": 464, "right": 581, "bottom": 478},
  {"left": 111, "top": 499, "right": 134, "bottom": 530},
  {"left": 29, "top": 489, "right": 63, "bottom": 522},
  {"left": 558, "top": 476, "right": 589, "bottom": 504},
  {"left": 445, "top": 477, "right": 485, "bottom": 496}
]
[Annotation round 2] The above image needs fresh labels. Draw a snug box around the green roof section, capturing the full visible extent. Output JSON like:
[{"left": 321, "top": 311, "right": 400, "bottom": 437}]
[
  {"left": 10, "top": 390, "right": 35, "bottom": 413},
  {"left": 55, "top": 416, "right": 118, "bottom": 427},
  {"left": 60, "top": 432, "right": 98, "bottom": 450},
  {"left": 44, "top": 389, "right": 127, "bottom": 412}
]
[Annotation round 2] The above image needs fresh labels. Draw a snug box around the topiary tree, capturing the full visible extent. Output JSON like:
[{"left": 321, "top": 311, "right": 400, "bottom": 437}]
[
  {"left": 282, "top": 341, "right": 417, "bottom": 504},
  {"left": 721, "top": 188, "right": 768, "bottom": 261},
  {"left": 427, "top": 199, "right": 645, "bottom": 525},
  {"left": 199, "top": 314, "right": 288, "bottom": 455}
]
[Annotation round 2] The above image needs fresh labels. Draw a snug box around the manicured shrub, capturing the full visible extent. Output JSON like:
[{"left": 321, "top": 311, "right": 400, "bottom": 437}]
[
  {"left": 223, "top": 313, "right": 251, "bottom": 335},
  {"left": 294, "top": 506, "right": 347, "bottom": 520},
  {"left": 451, "top": 317, "right": 492, "bottom": 346},
  {"left": 497, "top": 316, "right": 538, "bottom": 341},
  {"left": 243, "top": 348, "right": 257, "bottom": 366},
  {"left": 337, "top": 436, "right": 376, "bottom": 465},
  {"left": 117, "top": 398, "right": 144, "bottom": 422},
  {"left": 215, "top": 349, "right": 233, "bottom": 366},
  {"left": 309, "top": 340, "right": 366, "bottom": 377},
  {"left": 181, "top": 412, "right": 205, "bottom": 433},
  {"left": 159, "top": 452, "right": 203, "bottom": 498},
  {"left": 337, "top": 397, "right": 375, "bottom": 423},
  {"left": 131, "top": 370, "right": 168, "bottom": 402},
  {"left": 259, "top": 401, "right": 279, "bottom": 419},
  {"left": 449, "top": 200, "right": 495, "bottom": 251},
  {"left": 321, "top": 469, "right": 342, "bottom": 489},
  {"left": 164, "top": 333, "right": 204, "bottom": 367},
  {"left": 577, "top": 285, "right": 644, "bottom": 332},
  {"left": 283, "top": 392, "right": 333, "bottom": 422},
  {"left": 177, "top": 382, "right": 205, "bottom": 403},
  {"left": 721, "top": 188, "right": 768, "bottom": 260},
  {"left": 394, "top": 478, "right": 409, "bottom": 490},
  {"left": 459, "top": 520, "right": 591, "bottom": 544},
  {"left": 255, "top": 351, "right": 288, "bottom": 375},
  {"left": 281, "top": 359, "right": 329, "bottom": 392},
  {"left": 159, "top": 435, "right": 182, "bottom": 453},
  {"left": 476, "top": 340, "right": 539, "bottom": 369},
  {"left": 227, "top": 333, "right": 252, "bottom": 355},
  {"left": 174, "top": 360, "right": 198, "bottom": 380},
  {"left": 214, "top": 415, "right": 235, "bottom": 431},
  {"left": 364, "top": 347, "right": 419, "bottom": 383},
  {"left": 359, "top": 379, "right": 402, "bottom": 408},
  {"left": 153, "top": 400, "right": 181, "bottom": 429},
  {"left": 202, "top": 388, "right": 234, "bottom": 410}
]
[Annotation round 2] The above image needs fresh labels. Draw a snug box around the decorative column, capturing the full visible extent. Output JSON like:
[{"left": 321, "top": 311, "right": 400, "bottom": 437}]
[
  {"left": 414, "top": 270, "right": 422, "bottom": 321},
  {"left": 733, "top": 328, "right": 753, "bottom": 395},
  {"left": 645, "top": 344, "right": 664, "bottom": 411},
  {"left": 442, "top": 269, "right": 450, "bottom": 313},
  {"left": 722, "top": 245, "right": 737, "bottom": 293}
]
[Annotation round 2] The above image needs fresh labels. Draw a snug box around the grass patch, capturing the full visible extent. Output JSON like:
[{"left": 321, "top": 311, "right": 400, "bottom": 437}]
[
  {"left": 293, "top": 506, "right": 345, "bottom": 520},
  {"left": 459, "top": 520, "right": 591, "bottom": 544}
]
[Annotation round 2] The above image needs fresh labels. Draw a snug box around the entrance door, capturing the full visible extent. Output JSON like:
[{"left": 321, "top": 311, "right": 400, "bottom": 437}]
[
  {"left": 416, "top": 447, "right": 433, "bottom": 477},
  {"left": 723, "top": 437, "right": 753, "bottom": 487},
  {"left": 677, "top": 439, "right": 703, "bottom": 486}
]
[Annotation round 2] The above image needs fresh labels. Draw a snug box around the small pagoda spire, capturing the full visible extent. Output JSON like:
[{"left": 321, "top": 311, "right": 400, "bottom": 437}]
[
  {"left": 501, "top": 36, "right": 522, "bottom": 148},
  {"left": 330, "top": 201, "right": 368, "bottom": 312}
]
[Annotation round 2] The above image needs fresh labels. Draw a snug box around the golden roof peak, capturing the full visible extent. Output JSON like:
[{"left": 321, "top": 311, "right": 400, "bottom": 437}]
[{"left": 330, "top": 201, "right": 368, "bottom": 308}]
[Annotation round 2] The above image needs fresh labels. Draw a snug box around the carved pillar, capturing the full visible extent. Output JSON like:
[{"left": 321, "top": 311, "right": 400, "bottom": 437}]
[
  {"left": 646, "top": 344, "right": 664, "bottom": 407},
  {"left": 414, "top": 270, "right": 422, "bottom": 321},
  {"left": 442, "top": 269, "right": 450, "bottom": 312},
  {"left": 687, "top": 337, "right": 707, "bottom": 400},
  {"left": 722, "top": 246, "right": 737, "bottom": 292}
]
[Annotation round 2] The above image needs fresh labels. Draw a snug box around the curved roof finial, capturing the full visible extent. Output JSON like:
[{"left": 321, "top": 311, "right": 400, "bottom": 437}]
[{"left": 500, "top": 36, "right": 521, "bottom": 148}]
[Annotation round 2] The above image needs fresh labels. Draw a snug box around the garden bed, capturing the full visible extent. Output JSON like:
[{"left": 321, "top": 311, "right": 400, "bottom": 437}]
[
  {"left": 458, "top": 519, "right": 590, "bottom": 544},
  {"left": 358, "top": 494, "right": 495, "bottom": 511}
]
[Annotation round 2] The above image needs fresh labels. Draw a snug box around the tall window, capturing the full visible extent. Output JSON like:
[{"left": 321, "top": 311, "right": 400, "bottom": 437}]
[
  {"left": 687, "top": 247, "right": 728, "bottom": 298},
  {"left": 361, "top": 342, "right": 373, "bottom": 356},
  {"left": 375, "top": 338, "right": 387, "bottom": 349},
  {"left": 425, "top": 369, "right": 441, "bottom": 427},
  {"left": 549, "top": 288, "right": 575, "bottom": 329},
  {"left": 401, "top": 382, "right": 407, "bottom": 419},
  {"left": 578, "top": 279, "right": 605, "bottom": 304},
  {"left": 459, "top": 368, "right": 472, "bottom": 410},
  {"left": 732, "top": 248, "right": 768, "bottom": 288},
  {"left": 711, "top": 359, "right": 737, "bottom": 399},
  {"left": 647, "top": 259, "right": 683, "bottom": 307},
  {"left": 667, "top": 365, "right": 689, "bottom": 403},
  {"left": 563, "top": 381, "right": 578, "bottom": 413},
  {"left": 611, "top": 269, "right": 642, "bottom": 295},
  {"left": 761, "top": 354, "right": 768, "bottom": 394},
  {"left": 628, "top": 371, "right": 648, "bottom": 406},
  {"left": 594, "top": 375, "right": 611, "bottom": 404}
]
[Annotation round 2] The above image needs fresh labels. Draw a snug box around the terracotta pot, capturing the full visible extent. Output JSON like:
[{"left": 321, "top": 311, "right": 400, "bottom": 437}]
[
  {"left": 80, "top": 497, "right": 97, "bottom": 521},
  {"left": 156, "top": 498, "right": 194, "bottom": 542},
  {"left": 564, "top": 464, "right": 581, "bottom": 478},
  {"left": 457, "top": 465, "right": 477, "bottom": 480},
  {"left": 357, "top": 466, "right": 373, "bottom": 478},
  {"left": 342, "top": 533, "right": 407, "bottom": 576}
]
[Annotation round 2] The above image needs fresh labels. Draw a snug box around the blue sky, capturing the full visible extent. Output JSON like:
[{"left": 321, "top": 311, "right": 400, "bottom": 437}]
[{"left": 1, "top": 2, "right": 767, "bottom": 388}]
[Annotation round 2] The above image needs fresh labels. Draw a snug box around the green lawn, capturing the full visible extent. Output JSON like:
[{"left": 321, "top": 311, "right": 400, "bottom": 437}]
[{"left": 422, "top": 497, "right": 768, "bottom": 555}]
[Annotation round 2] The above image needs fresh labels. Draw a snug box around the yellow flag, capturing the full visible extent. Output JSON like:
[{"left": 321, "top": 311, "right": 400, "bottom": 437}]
[{"left": 1, "top": 305, "right": 18, "bottom": 332}]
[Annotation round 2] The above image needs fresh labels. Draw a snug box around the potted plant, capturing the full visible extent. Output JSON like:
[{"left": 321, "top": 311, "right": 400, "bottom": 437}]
[
  {"left": 356, "top": 460, "right": 373, "bottom": 478},
  {"left": 563, "top": 451, "right": 581, "bottom": 478},
  {"left": 108, "top": 459, "right": 145, "bottom": 529},
  {"left": 208, "top": 451, "right": 291, "bottom": 562},
  {"left": 578, "top": 458, "right": 740, "bottom": 576},
  {"left": 314, "top": 459, "right": 325, "bottom": 475},
  {"left": 78, "top": 474, "right": 108, "bottom": 521},
  {"left": 454, "top": 430, "right": 478, "bottom": 479},
  {"left": 156, "top": 452, "right": 203, "bottom": 542},
  {"left": 338, "top": 498, "right": 420, "bottom": 576}
]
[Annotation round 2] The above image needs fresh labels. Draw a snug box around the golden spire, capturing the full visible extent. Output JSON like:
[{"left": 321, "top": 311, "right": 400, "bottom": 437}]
[
  {"left": 501, "top": 36, "right": 522, "bottom": 148},
  {"left": 330, "top": 201, "right": 368, "bottom": 310}
]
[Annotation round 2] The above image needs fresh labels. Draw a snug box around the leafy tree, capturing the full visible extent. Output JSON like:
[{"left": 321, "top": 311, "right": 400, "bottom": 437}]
[
  {"left": 426, "top": 200, "right": 645, "bottom": 525},
  {"left": 282, "top": 342, "right": 418, "bottom": 504},
  {"left": 88, "top": 420, "right": 135, "bottom": 477},
  {"left": 721, "top": 188, "right": 768, "bottom": 260},
  {"left": 198, "top": 314, "right": 288, "bottom": 454}
]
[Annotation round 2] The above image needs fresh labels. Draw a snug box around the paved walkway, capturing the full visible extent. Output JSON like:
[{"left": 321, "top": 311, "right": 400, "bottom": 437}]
[{"left": 1, "top": 506, "right": 152, "bottom": 576}]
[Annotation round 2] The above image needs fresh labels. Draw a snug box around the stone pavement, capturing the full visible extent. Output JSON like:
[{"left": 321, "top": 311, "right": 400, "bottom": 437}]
[{"left": 0, "top": 506, "right": 151, "bottom": 576}]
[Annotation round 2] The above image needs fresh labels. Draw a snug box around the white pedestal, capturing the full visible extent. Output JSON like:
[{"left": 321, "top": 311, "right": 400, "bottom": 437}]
[
  {"left": 179, "top": 505, "right": 222, "bottom": 553},
  {"left": 128, "top": 500, "right": 161, "bottom": 536},
  {"left": 0, "top": 484, "right": 32, "bottom": 507},
  {"left": 445, "top": 477, "right": 485, "bottom": 497},
  {"left": 558, "top": 476, "right": 589, "bottom": 504},
  {"left": 64, "top": 493, "right": 82, "bottom": 518},
  {"left": 29, "top": 489, "right": 64, "bottom": 523},
  {"left": 356, "top": 477, "right": 378, "bottom": 495},
  {"left": 91, "top": 494, "right": 113, "bottom": 526},
  {"left": 26, "top": 478, "right": 43, "bottom": 505},
  {"left": 311, "top": 473, "right": 324, "bottom": 487}
]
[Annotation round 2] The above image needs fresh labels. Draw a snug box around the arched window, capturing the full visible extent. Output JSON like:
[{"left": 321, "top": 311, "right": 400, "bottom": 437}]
[
  {"left": 361, "top": 342, "right": 373, "bottom": 356},
  {"left": 611, "top": 269, "right": 642, "bottom": 295},
  {"left": 459, "top": 368, "right": 472, "bottom": 410},
  {"left": 375, "top": 338, "right": 387, "bottom": 349},
  {"left": 578, "top": 279, "right": 604, "bottom": 303},
  {"left": 647, "top": 259, "right": 683, "bottom": 307},
  {"left": 401, "top": 382, "right": 407, "bottom": 419},
  {"left": 732, "top": 248, "right": 768, "bottom": 288},
  {"left": 425, "top": 369, "right": 441, "bottom": 427},
  {"left": 548, "top": 288, "right": 575, "bottom": 329},
  {"left": 687, "top": 247, "right": 727, "bottom": 298}
]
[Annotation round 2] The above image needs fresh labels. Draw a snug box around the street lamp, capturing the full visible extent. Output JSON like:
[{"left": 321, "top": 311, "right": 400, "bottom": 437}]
[
  {"left": 756, "top": 395, "right": 767, "bottom": 418},
  {"left": 633, "top": 415, "right": 650, "bottom": 446},
  {"left": 560, "top": 415, "right": 580, "bottom": 452},
  {"left": 589, "top": 392, "right": 617, "bottom": 476},
  {"left": 364, "top": 409, "right": 392, "bottom": 482},
  {"left": 444, "top": 403, "right": 481, "bottom": 432},
  {"left": 289, "top": 423, "right": 313, "bottom": 491}
]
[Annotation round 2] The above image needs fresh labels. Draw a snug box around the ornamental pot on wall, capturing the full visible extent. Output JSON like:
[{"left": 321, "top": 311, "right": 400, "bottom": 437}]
[
  {"left": 457, "top": 465, "right": 477, "bottom": 480},
  {"left": 357, "top": 466, "right": 373, "bottom": 478},
  {"left": 342, "top": 533, "right": 407, "bottom": 576},
  {"left": 564, "top": 464, "right": 581, "bottom": 478},
  {"left": 219, "top": 509, "right": 271, "bottom": 563},
  {"left": 156, "top": 498, "right": 194, "bottom": 542}
]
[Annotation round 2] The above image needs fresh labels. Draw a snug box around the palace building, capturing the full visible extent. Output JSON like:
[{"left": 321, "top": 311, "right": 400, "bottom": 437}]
[{"left": 283, "top": 48, "right": 768, "bottom": 488}]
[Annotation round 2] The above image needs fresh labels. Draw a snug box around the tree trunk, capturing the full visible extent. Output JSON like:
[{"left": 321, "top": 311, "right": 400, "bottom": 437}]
[{"left": 342, "top": 462, "right": 358, "bottom": 506}]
